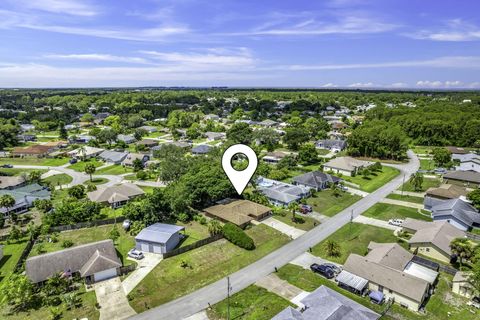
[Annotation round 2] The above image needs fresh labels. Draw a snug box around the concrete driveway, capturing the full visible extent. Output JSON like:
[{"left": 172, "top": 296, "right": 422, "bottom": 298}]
[
  {"left": 353, "top": 215, "right": 400, "bottom": 231},
  {"left": 380, "top": 198, "right": 424, "bottom": 209},
  {"left": 122, "top": 253, "right": 163, "bottom": 295},
  {"left": 94, "top": 277, "right": 136, "bottom": 320},
  {"left": 261, "top": 217, "right": 306, "bottom": 239},
  {"left": 256, "top": 273, "right": 306, "bottom": 302},
  {"left": 290, "top": 252, "right": 342, "bottom": 270}
]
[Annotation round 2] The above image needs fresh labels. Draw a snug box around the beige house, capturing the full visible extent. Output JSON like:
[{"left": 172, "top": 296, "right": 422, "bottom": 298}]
[
  {"left": 401, "top": 218, "right": 466, "bottom": 263},
  {"left": 452, "top": 271, "right": 475, "bottom": 298},
  {"left": 323, "top": 156, "right": 373, "bottom": 176},
  {"left": 203, "top": 199, "right": 271, "bottom": 228},
  {"left": 87, "top": 183, "right": 145, "bottom": 208},
  {"left": 122, "top": 153, "right": 149, "bottom": 168}
]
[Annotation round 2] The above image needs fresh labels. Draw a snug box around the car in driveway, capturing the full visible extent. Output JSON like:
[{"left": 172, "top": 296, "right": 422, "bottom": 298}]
[
  {"left": 388, "top": 219, "right": 404, "bottom": 226},
  {"left": 300, "top": 204, "right": 312, "bottom": 214},
  {"left": 310, "top": 263, "right": 335, "bottom": 279},
  {"left": 128, "top": 249, "right": 144, "bottom": 260},
  {"left": 69, "top": 158, "right": 77, "bottom": 164},
  {"left": 0, "top": 164, "right": 13, "bottom": 168},
  {"left": 322, "top": 263, "right": 342, "bottom": 275}
]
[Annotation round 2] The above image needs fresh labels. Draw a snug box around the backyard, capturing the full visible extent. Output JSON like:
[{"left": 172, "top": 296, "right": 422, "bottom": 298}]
[
  {"left": 176, "top": 220, "right": 211, "bottom": 247},
  {"left": 0, "top": 238, "right": 29, "bottom": 286},
  {"left": 306, "top": 189, "right": 361, "bottom": 217},
  {"left": 342, "top": 165, "right": 400, "bottom": 192},
  {"left": 399, "top": 177, "right": 441, "bottom": 192},
  {"left": 362, "top": 203, "right": 432, "bottom": 221},
  {"left": 128, "top": 224, "right": 290, "bottom": 312}
]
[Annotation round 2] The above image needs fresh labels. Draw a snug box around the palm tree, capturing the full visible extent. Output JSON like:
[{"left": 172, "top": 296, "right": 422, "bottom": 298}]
[
  {"left": 409, "top": 172, "right": 424, "bottom": 192},
  {"left": 324, "top": 240, "right": 341, "bottom": 257},
  {"left": 207, "top": 220, "right": 222, "bottom": 236},
  {"left": 0, "top": 194, "right": 16, "bottom": 222},
  {"left": 78, "top": 145, "right": 87, "bottom": 161},
  {"left": 450, "top": 237, "right": 474, "bottom": 268},
  {"left": 287, "top": 201, "right": 299, "bottom": 222},
  {"left": 84, "top": 163, "right": 96, "bottom": 182}
]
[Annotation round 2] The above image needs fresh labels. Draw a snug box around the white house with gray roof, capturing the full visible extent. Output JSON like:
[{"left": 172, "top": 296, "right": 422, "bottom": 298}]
[
  {"left": 98, "top": 150, "right": 128, "bottom": 164},
  {"left": 256, "top": 177, "right": 309, "bottom": 206},
  {"left": 135, "top": 223, "right": 185, "bottom": 254},
  {"left": 431, "top": 198, "right": 480, "bottom": 231},
  {"left": 292, "top": 171, "right": 341, "bottom": 191},
  {"left": 87, "top": 183, "right": 144, "bottom": 208}
]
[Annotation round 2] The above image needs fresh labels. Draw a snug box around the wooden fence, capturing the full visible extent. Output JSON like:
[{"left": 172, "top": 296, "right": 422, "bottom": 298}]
[
  {"left": 163, "top": 233, "right": 223, "bottom": 259},
  {"left": 51, "top": 216, "right": 126, "bottom": 232},
  {"left": 119, "top": 264, "right": 136, "bottom": 276}
]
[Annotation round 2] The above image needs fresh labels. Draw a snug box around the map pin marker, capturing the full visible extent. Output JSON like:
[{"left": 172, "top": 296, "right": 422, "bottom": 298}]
[{"left": 222, "top": 144, "right": 258, "bottom": 195}]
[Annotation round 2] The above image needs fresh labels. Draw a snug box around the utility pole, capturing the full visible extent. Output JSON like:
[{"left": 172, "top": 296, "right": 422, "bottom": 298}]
[
  {"left": 401, "top": 173, "right": 406, "bottom": 197},
  {"left": 350, "top": 209, "right": 353, "bottom": 233},
  {"left": 227, "top": 277, "right": 232, "bottom": 320}
]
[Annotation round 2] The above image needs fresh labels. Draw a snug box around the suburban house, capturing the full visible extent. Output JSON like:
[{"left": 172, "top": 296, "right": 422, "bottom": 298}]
[
  {"left": 455, "top": 153, "right": 480, "bottom": 173},
  {"left": 452, "top": 271, "right": 475, "bottom": 298},
  {"left": 137, "top": 139, "right": 159, "bottom": 148},
  {"left": 447, "top": 146, "right": 469, "bottom": 161},
  {"left": 430, "top": 198, "right": 480, "bottom": 231},
  {"left": 443, "top": 170, "right": 480, "bottom": 188},
  {"left": 87, "top": 183, "right": 145, "bottom": 208},
  {"left": 262, "top": 151, "right": 289, "bottom": 164},
  {"left": 12, "top": 145, "right": 55, "bottom": 157},
  {"left": 315, "top": 139, "right": 347, "bottom": 152},
  {"left": 204, "top": 131, "right": 226, "bottom": 141},
  {"left": 135, "top": 223, "right": 185, "bottom": 254},
  {"left": 424, "top": 184, "right": 468, "bottom": 210},
  {"left": 204, "top": 199, "right": 271, "bottom": 228},
  {"left": 272, "top": 285, "right": 380, "bottom": 320},
  {"left": 26, "top": 240, "right": 121, "bottom": 284},
  {"left": 191, "top": 144, "right": 212, "bottom": 155},
  {"left": 117, "top": 134, "right": 136, "bottom": 144},
  {"left": 98, "top": 150, "right": 128, "bottom": 165},
  {"left": 0, "top": 183, "right": 51, "bottom": 217},
  {"left": 68, "top": 146, "right": 105, "bottom": 159},
  {"left": 323, "top": 157, "right": 373, "bottom": 176},
  {"left": 258, "top": 119, "right": 278, "bottom": 127},
  {"left": 204, "top": 114, "right": 220, "bottom": 121},
  {"left": 69, "top": 135, "right": 95, "bottom": 144},
  {"left": 401, "top": 218, "right": 466, "bottom": 263},
  {"left": 292, "top": 171, "right": 341, "bottom": 191},
  {"left": 257, "top": 177, "right": 310, "bottom": 206},
  {"left": 17, "top": 134, "right": 37, "bottom": 142},
  {"left": 138, "top": 125, "right": 158, "bottom": 133},
  {"left": 0, "top": 176, "right": 27, "bottom": 190},
  {"left": 340, "top": 242, "right": 437, "bottom": 311},
  {"left": 20, "top": 123, "right": 35, "bottom": 131},
  {"left": 122, "top": 153, "right": 149, "bottom": 167}
]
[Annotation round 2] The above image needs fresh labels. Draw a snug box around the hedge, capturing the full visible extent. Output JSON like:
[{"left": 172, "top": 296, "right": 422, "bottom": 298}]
[{"left": 222, "top": 223, "right": 255, "bottom": 250}]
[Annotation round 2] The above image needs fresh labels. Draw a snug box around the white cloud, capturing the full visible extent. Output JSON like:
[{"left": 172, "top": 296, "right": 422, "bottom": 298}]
[
  {"left": 9, "top": 0, "right": 100, "bottom": 17},
  {"left": 321, "top": 83, "right": 338, "bottom": 88},
  {"left": 416, "top": 80, "right": 465, "bottom": 88},
  {"left": 407, "top": 19, "right": 480, "bottom": 41},
  {"left": 389, "top": 82, "right": 408, "bottom": 88},
  {"left": 348, "top": 82, "right": 375, "bottom": 88},
  {"left": 43, "top": 53, "right": 149, "bottom": 64}
]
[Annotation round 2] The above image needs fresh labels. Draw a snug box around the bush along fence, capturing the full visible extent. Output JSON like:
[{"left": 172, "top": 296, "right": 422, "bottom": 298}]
[
  {"left": 163, "top": 233, "right": 223, "bottom": 259},
  {"left": 50, "top": 216, "right": 126, "bottom": 232},
  {"left": 13, "top": 238, "right": 36, "bottom": 273}
]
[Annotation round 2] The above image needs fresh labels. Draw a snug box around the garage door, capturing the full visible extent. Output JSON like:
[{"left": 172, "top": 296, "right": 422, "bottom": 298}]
[
  {"left": 153, "top": 244, "right": 163, "bottom": 254},
  {"left": 141, "top": 242, "right": 150, "bottom": 252},
  {"left": 94, "top": 268, "right": 117, "bottom": 282}
]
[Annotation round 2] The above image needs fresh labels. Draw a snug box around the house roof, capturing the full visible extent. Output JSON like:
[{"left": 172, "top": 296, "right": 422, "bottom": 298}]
[
  {"left": 122, "top": 153, "right": 148, "bottom": 165},
  {"left": 336, "top": 270, "right": 369, "bottom": 292},
  {"left": 258, "top": 179, "right": 309, "bottom": 204},
  {"left": 323, "top": 157, "right": 373, "bottom": 172},
  {"left": 259, "top": 119, "right": 278, "bottom": 126},
  {"left": 26, "top": 240, "right": 120, "bottom": 283},
  {"left": 117, "top": 134, "right": 136, "bottom": 143},
  {"left": 135, "top": 223, "right": 185, "bottom": 244},
  {"left": 12, "top": 145, "right": 53, "bottom": 155},
  {"left": 204, "top": 199, "right": 271, "bottom": 226},
  {"left": 204, "top": 132, "right": 226, "bottom": 139},
  {"left": 453, "top": 271, "right": 471, "bottom": 283},
  {"left": 0, "top": 183, "right": 51, "bottom": 214},
  {"left": 366, "top": 242, "right": 413, "bottom": 271},
  {"left": 87, "top": 183, "right": 144, "bottom": 203},
  {"left": 446, "top": 146, "right": 468, "bottom": 154},
  {"left": 192, "top": 144, "right": 212, "bottom": 154},
  {"left": 443, "top": 171, "right": 480, "bottom": 184},
  {"left": 425, "top": 184, "right": 468, "bottom": 199},
  {"left": 293, "top": 171, "right": 341, "bottom": 188},
  {"left": 68, "top": 146, "right": 104, "bottom": 157},
  {"left": 264, "top": 151, "right": 289, "bottom": 160},
  {"left": 431, "top": 198, "right": 480, "bottom": 227},
  {"left": 137, "top": 139, "right": 159, "bottom": 146},
  {"left": 98, "top": 150, "right": 128, "bottom": 163},
  {"left": 404, "top": 218, "right": 466, "bottom": 255},
  {"left": 0, "top": 176, "right": 25, "bottom": 189},
  {"left": 315, "top": 139, "right": 347, "bottom": 149},
  {"left": 272, "top": 307, "right": 304, "bottom": 320}
]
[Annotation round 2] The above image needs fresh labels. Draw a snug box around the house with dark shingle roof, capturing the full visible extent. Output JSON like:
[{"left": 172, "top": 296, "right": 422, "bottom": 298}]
[
  {"left": 0, "top": 183, "right": 51, "bottom": 217},
  {"left": 292, "top": 171, "right": 341, "bottom": 191},
  {"left": 87, "top": 183, "right": 145, "bottom": 208},
  {"left": 203, "top": 199, "right": 271, "bottom": 228},
  {"left": 315, "top": 139, "right": 347, "bottom": 152},
  {"left": 257, "top": 177, "right": 310, "bottom": 206},
  {"left": 424, "top": 184, "right": 468, "bottom": 209},
  {"left": 192, "top": 144, "right": 212, "bottom": 155},
  {"left": 430, "top": 198, "right": 480, "bottom": 231},
  {"left": 98, "top": 150, "right": 128, "bottom": 164},
  {"left": 443, "top": 170, "right": 480, "bottom": 188}
]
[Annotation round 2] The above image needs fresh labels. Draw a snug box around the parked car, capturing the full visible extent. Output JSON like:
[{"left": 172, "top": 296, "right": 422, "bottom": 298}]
[
  {"left": 310, "top": 263, "right": 335, "bottom": 279},
  {"left": 0, "top": 164, "right": 13, "bottom": 168},
  {"left": 388, "top": 219, "right": 404, "bottom": 226},
  {"left": 339, "top": 185, "right": 348, "bottom": 191},
  {"left": 300, "top": 204, "right": 312, "bottom": 213},
  {"left": 434, "top": 168, "right": 447, "bottom": 174},
  {"left": 122, "top": 219, "right": 131, "bottom": 230},
  {"left": 128, "top": 249, "right": 144, "bottom": 260},
  {"left": 322, "top": 263, "right": 342, "bottom": 275},
  {"left": 69, "top": 158, "right": 77, "bottom": 164}
]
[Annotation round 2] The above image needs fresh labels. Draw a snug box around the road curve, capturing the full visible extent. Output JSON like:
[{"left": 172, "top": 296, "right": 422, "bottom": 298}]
[{"left": 129, "top": 151, "right": 419, "bottom": 320}]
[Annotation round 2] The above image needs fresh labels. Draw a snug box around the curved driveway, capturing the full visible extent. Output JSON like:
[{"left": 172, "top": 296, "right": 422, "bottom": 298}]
[{"left": 129, "top": 151, "right": 419, "bottom": 320}]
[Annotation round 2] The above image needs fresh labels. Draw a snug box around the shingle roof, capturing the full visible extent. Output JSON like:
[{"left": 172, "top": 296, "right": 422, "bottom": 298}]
[
  {"left": 0, "top": 183, "right": 51, "bottom": 214},
  {"left": 293, "top": 171, "right": 341, "bottom": 188},
  {"left": 443, "top": 170, "right": 480, "bottom": 184},
  {"left": 79, "top": 249, "right": 122, "bottom": 277},
  {"left": 122, "top": 153, "right": 148, "bottom": 166},
  {"left": 87, "top": 183, "right": 144, "bottom": 203},
  {"left": 323, "top": 157, "right": 373, "bottom": 172},
  {"left": 366, "top": 242, "right": 413, "bottom": 271},
  {"left": 431, "top": 198, "right": 480, "bottom": 227},
  {"left": 446, "top": 146, "right": 468, "bottom": 154},
  {"left": 425, "top": 184, "right": 468, "bottom": 199},
  {"left": 12, "top": 145, "right": 53, "bottom": 155},
  {"left": 98, "top": 150, "right": 128, "bottom": 163},
  {"left": 0, "top": 176, "right": 25, "bottom": 189},
  {"left": 204, "top": 199, "right": 271, "bottom": 226},
  {"left": 315, "top": 139, "right": 347, "bottom": 150},
  {"left": 135, "top": 223, "right": 185, "bottom": 244},
  {"left": 192, "top": 144, "right": 212, "bottom": 154}
]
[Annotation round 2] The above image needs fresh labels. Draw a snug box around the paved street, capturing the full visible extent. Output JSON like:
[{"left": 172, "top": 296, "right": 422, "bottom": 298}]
[{"left": 129, "top": 151, "right": 419, "bottom": 320}]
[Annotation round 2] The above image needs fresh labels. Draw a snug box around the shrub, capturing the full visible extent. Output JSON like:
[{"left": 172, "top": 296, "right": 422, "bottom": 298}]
[
  {"left": 222, "top": 223, "right": 255, "bottom": 250},
  {"left": 136, "top": 170, "right": 148, "bottom": 180},
  {"left": 61, "top": 240, "right": 74, "bottom": 248},
  {"left": 177, "top": 212, "right": 189, "bottom": 223}
]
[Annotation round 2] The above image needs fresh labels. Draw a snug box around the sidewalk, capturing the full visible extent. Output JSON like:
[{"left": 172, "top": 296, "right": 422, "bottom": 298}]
[
  {"left": 353, "top": 215, "right": 399, "bottom": 231},
  {"left": 392, "top": 190, "right": 425, "bottom": 197},
  {"left": 306, "top": 211, "right": 330, "bottom": 223},
  {"left": 261, "top": 217, "right": 306, "bottom": 239}
]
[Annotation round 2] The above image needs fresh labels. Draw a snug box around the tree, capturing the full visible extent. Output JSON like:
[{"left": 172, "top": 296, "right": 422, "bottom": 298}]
[
  {"left": 26, "top": 221, "right": 38, "bottom": 241},
  {"left": 28, "top": 170, "right": 42, "bottom": 183},
  {"left": 0, "top": 194, "right": 16, "bottom": 221},
  {"left": 9, "top": 225, "right": 22, "bottom": 242},
  {"left": 226, "top": 122, "right": 253, "bottom": 145},
  {"left": 132, "top": 158, "right": 144, "bottom": 172},
  {"left": 287, "top": 201, "right": 299, "bottom": 222},
  {"left": 134, "top": 128, "right": 148, "bottom": 141},
  {"left": 450, "top": 237, "right": 475, "bottom": 268},
  {"left": 253, "top": 128, "right": 280, "bottom": 151},
  {"left": 298, "top": 143, "right": 319, "bottom": 164},
  {"left": 207, "top": 220, "right": 222, "bottom": 236},
  {"left": 68, "top": 185, "right": 86, "bottom": 199},
  {"left": 324, "top": 240, "right": 341, "bottom": 257},
  {"left": 34, "top": 199, "right": 53, "bottom": 213},
  {"left": 283, "top": 127, "right": 308, "bottom": 150},
  {"left": 58, "top": 121, "right": 68, "bottom": 140},
  {"left": 467, "top": 189, "right": 480, "bottom": 210},
  {"left": 98, "top": 129, "right": 117, "bottom": 147},
  {"left": 1, "top": 274, "right": 35, "bottom": 311},
  {"left": 409, "top": 172, "right": 424, "bottom": 192},
  {"left": 304, "top": 117, "right": 329, "bottom": 140},
  {"left": 432, "top": 148, "right": 452, "bottom": 168},
  {"left": 84, "top": 163, "right": 96, "bottom": 182},
  {"left": 470, "top": 258, "right": 480, "bottom": 296},
  {"left": 80, "top": 113, "right": 95, "bottom": 123},
  {"left": 109, "top": 224, "right": 120, "bottom": 243}
]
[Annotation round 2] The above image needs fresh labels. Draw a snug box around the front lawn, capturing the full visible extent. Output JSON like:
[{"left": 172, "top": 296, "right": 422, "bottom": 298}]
[
  {"left": 363, "top": 203, "right": 432, "bottom": 221},
  {"left": 420, "top": 158, "right": 435, "bottom": 171},
  {"left": 311, "top": 223, "right": 404, "bottom": 264},
  {"left": 30, "top": 224, "right": 135, "bottom": 266},
  {"left": 42, "top": 173, "right": 72, "bottom": 186},
  {"left": 386, "top": 193, "right": 425, "bottom": 204},
  {"left": 68, "top": 158, "right": 103, "bottom": 172},
  {"left": 0, "top": 168, "right": 47, "bottom": 176},
  {"left": 0, "top": 157, "right": 69, "bottom": 167},
  {"left": 343, "top": 166, "right": 400, "bottom": 192},
  {"left": 272, "top": 211, "right": 318, "bottom": 231},
  {"left": 306, "top": 189, "right": 361, "bottom": 217},
  {"left": 88, "top": 177, "right": 109, "bottom": 185},
  {"left": 0, "top": 238, "right": 29, "bottom": 286},
  {"left": 207, "top": 285, "right": 293, "bottom": 320},
  {"left": 399, "top": 177, "right": 441, "bottom": 192},
  {"left": 128, "top": 224, "right": 290, "bottom": 312},
  {"left": 95, "top": 164, "right": 133, "bottom": 175}
]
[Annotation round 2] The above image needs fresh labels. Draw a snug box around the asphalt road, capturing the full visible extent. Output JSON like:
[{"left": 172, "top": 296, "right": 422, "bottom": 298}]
[{"left": 130, "top": 151, "right": 419, "bottom": 320}]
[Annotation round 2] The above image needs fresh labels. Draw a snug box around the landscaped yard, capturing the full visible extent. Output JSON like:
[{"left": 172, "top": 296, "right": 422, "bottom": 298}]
[
  {"left": 207, "top": 285, "right": 293, "bottom": 320},
  {"left": 306, "top": 189, "right": 361, "bottom": 217},
  {"left": 363, "top": 203, "right": 432, "bottom": 221},
  {"left": 272, "top": 211, "right": 318, "bottom": 231},
  {"left": 342, "top": 166, "right": 400, "bottom": 192},
  {"left": 88, "top": 177, "right": 109, "bottom": 185},
  {"left": 311, "top": 223, "right": 405, "bottom": 264},
  {"left": 95, "top": 164, "right": 133, "bottom": 175},
  {"left": 399, "top": 177, "right": 441, "bottom": 192},
  {"left": 386, "top": 193, "right": 425, "bottom": 204},
  {"left": 30, "top": 224, "right": 135, "bottom": 266},
  {"left": 0, "top": 238, "right": 29, "bottom": 286},
  {"left": 68, "top": 158, "right": 103, "bottom": 172},
  {"left": 128, "top": 224, "right": 290, "bottom": 312},
  {"left": 42, "top": 173, "right": 73, "bottom": 186},
  {"left": 0, "top": 157, "right": 69, "bottom": 167}
]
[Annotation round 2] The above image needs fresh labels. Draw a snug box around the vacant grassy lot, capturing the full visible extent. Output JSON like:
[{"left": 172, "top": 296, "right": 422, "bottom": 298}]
[
  {"left": 68, "top": 158, "right": 103, "bottom": 172},
  {"left": 129, "top": 224, "right": 290, "bottom": 312},
  {"left": 363, "top": 203, "right": 432, "bottom": 221},
  {"left": 311, "top": 223, "right": 404, "bottom": 264},
  {"left": 306, "top": 189, "right": 361, "bottom": 217},
  {"left": 0, "top": 157, "right": 69, "bottom": 166},
  {"left": 42, "top": 173, "right": 72, "bottom": 186},
  {"left": 343, "top": 166, "right": 400, "bottom": 192},
  {"left": 386, "top": 193, "right": 425, "bottom": 204},
  {"left": 176, "top": 220, "right": 210, "bottom": 247},
  {"left": 95, "top": 164, "right": 133, "bottom": 175},
  {"left": 30, "top": 224, "right": 135, "bottom": 266},
  {"left": 207, "top": 285, "right": 293, "bottom": 320},
  {"left": 399, "top": 177, "right": 441, "bottom": 192},
  {"left": 0, "top": 238, "right": 29, "bottom": 286}
]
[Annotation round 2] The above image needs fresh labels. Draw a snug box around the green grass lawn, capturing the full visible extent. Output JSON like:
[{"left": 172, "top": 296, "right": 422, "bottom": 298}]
[
  {"left": 272, "top": 211, "right": 318, "bottom": 231},
  {"left": 30, "top": 224, "right": 135, "bottom": 266},
  {"left": 316, "top": 148, "right": 331, "bottom": 155},
  {"left": 95, "top": 164, "right": 133, "bottom": 175},
  {"left": 68, "top": 158, "right": 103, "bottom": 172},
  {"left": 399, "top": 177, "right": 441, "bottom": 192},
  {"left": 0, "top": 168, "right": 47, "bottom": 176},
  {"left": 386, "top": 193, "right": 425, "bottom": 204},
  {"left": 138, "top": 185, "right": 158, "bottom": 193},
  {"left": 0, "top": 157, "right": 69, "bottom": 166},
  {"left": 343, "top": 166, "right": 400, "bottom": 192},
  {"left": 42, "top": 173, "right": 73, "bottom": 186},
  {"left": 176, "top": 220, "right": 210, "bottom": 247},
  {"left": 88, "top": 177, "right": 109, "bottom": 185},
  {"left": 420, "top": 158, "right": 435, "bottom": 170},
  {"left": 306, "top": 189, "right": 361, "bottom": 217},
  {"left": 412, "top": 146, "right": 435, "bottom": 155},
  {"left": 207, "top": 285, "right": 293, "bottom": 320},
  {"left": 0, "top": 238, "right": 29, "bottom": 286},
  {"left": 311, "top": 223, "right": 405, "bottom": 264},
  {"left": 128, "top": 224, "right": 290, "bottom": 312},
  {"left": 363, "top": 203, "right": 432, "bottom": 221}
]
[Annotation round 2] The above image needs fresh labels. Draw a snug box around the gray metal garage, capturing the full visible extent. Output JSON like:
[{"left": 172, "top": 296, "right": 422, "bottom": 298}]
[{"left": 135, "top": 223, "right": 185, "bottom": 254}]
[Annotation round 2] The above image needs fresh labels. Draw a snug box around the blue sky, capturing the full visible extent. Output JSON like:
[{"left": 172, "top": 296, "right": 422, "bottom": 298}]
[{"left": 0, "top": 0, "right": 479, "bottom": 88}]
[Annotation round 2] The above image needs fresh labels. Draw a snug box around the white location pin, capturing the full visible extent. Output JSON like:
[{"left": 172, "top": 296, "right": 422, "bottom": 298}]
[{"left": 222, "top": 144, "right": 258, "bottom": 195}]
